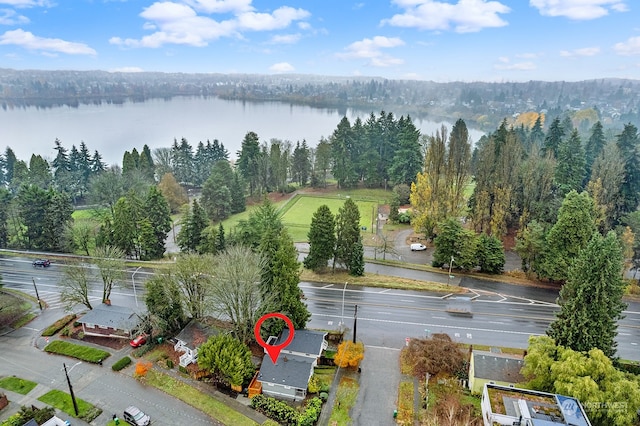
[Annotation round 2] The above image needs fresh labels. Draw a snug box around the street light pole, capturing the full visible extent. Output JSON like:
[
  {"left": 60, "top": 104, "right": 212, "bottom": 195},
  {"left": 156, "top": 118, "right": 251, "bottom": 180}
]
[
  {"left": 63, "top": 363, "right": 79, "bottom": 416},
  {"left": 447, "top": 255, "right": 455, "bottom": 286},
  {"left": 132, "top": 266, "right": 142, "bottom": 307},
  {"left": 340, "top": 282, "right": 347, "bottom": 332},
  {"left": 32, "top": 278, "right": 42, "bottom": 310}
]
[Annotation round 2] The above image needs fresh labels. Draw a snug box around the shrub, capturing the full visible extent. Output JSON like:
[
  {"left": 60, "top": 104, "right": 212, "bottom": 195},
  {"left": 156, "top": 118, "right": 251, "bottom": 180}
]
[
  {"left": 179, "top": 366, "right": 188, "bottom": 374},
  {"left": 334, "top": 341, "right": 365, "bottom": 368},
  {"left": 251, "top": 394, "right": 298, "bottom": 425},
  {"left": 134, "top": 360, "right": 153, "bottom": 378},
  {"left": 132, "top": 344, "right": 154, "bottom": 358},
  {"left": 60, "top": 326, "right": 71, "bottom": 337},
  {"left": 297, "top": 397, "right": 323, "bottom": 426},
  {"left": 41, "top": 314, "right": 76, "bottom": 337},
  {"left": 77, "top": 331, "right": 84, "bottom": 340},
  {"left": 112, "top": 357, "right": 132, "bottom": 371},
  {"left": 73, "top": 321, "right": 81, "bottom": 327},
  {"left": 307, "top": 375, "right": 321, "bottom": 394},
  {"left": 319, "top": 392, "right": 329, "bottom": 401},
  {"left": 166, "top": 359, "right": 174, "bottom": 369}
]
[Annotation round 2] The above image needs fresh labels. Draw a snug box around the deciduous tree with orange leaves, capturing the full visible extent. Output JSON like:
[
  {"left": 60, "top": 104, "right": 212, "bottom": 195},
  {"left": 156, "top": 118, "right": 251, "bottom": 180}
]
[
  {"left": 334, "top": 341, "right": 364, "bottom": 368},
  {"left": 135, "top": 360, "right": 153, "bottom": 377}
]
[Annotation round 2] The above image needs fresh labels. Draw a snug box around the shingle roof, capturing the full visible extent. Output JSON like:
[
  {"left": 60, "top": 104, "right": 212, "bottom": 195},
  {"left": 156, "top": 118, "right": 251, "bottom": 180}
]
[
  {"left": 473, "top": 350, "right": 524, "bottom": 383},
  {"left": 174, "top": 319, "right": 219, "bottom": 348},
  {"left": 77, "top": 304, "right": 140, "bottom": 331},
  {"left": 257, "top": 354, "right": 314, "bottom": 390},
  {"left": 274, "top": 329, "right": 326, "bottom": 356}
]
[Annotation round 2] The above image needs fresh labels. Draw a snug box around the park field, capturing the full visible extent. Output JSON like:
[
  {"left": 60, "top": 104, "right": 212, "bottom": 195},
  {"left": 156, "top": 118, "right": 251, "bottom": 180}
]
[{"left": 280, "top": 194, "right": 381, "bottom": 242}]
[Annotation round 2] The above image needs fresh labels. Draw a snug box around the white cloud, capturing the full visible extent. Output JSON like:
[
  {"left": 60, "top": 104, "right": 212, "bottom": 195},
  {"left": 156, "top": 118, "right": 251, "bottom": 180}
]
[
  {"left": 559, "top": 46, "right": 600, "bottom": 57},
  {"left": 184, "top": 0, "right": 253, "bottom": 14},
  {"left": 382, "top": 0, "right": 510, "bottom": 33},
  {"left": 110, "top": 1, "right": 310, "bottom": 48},
  {"left": 494, "top": 56, "right": 536, "bottom": 70},
  {"left": 0, "top": 29, "right": 96, "bottom": 55},
  {"left": 268, "top": 33, "right": 301, "bottom": 44},
  {"left": 0, "top": 0, "right": 52, "bottom": 7},
  {"left": 109, "top": 67, "right": 144, "bottom": 73},
  {"left": 269, "top": 62, "right": 294, "bottom": 73},
  {"left": 530, "top": 0, "right": 628, "bottom": 20},
  {"left": 338, "top": 36, "right": 405, "bottom": 67},
  {"left": 614, "top": 36, "right": 640, "bottom": 55},
  {"left": 0, "top": 8, "right": 29, "bottom": 24},
  {"left": 236, "top": 7, "right": 310, "bottom": 31}
]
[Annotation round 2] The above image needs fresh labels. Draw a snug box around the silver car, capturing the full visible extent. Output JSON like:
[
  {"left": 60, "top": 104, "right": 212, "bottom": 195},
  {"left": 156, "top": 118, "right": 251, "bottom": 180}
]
[{"left": 123, "top": 406, "right": 150, "bottom": 426}]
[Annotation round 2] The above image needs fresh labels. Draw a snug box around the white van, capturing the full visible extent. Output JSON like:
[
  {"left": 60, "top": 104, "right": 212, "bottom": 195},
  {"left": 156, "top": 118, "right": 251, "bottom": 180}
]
[{"left": 410, "top": 243, "right": 427, "bottom": 251}]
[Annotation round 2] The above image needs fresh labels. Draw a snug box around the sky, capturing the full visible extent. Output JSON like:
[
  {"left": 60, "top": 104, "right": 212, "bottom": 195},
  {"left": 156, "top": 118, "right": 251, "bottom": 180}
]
[{"left": 0, "top": 0, "right": 639, "bottom": 82}]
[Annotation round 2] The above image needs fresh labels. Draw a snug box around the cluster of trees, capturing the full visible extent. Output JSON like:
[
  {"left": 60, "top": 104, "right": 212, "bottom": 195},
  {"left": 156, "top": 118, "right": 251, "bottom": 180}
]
[
  {"left": 143, "top": 202, "right": 309, "bottom": 343},
  {"left": 522, "top": 336, "right": 640, "bottom": 426},
  {"left": 304, "top": 198, "right": 365, "bottom": 276}
]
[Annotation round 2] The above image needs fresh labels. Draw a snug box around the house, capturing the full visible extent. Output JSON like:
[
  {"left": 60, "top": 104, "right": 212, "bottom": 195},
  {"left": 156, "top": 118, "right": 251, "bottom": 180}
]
[
  {"left": 469, "top": 350, "right": 525, "bottom": 394},
  {"left": 77, "top": 303, "right": 141, "bottom": 339},
  {"left": 173, "top": 319, "right": 219, "bottom": 367},
  {"left": 255, "top": 329, "right": 328, "bottom": 401},
  {"left": 481, "top": 383, "right": 592, "bottom": 426}
]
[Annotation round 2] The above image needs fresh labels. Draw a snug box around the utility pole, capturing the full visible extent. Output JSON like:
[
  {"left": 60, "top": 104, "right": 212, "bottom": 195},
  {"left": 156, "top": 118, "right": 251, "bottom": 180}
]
[
  {"left": 63, "top": 363, "right": 79, "bottom": 416},
  {"left": 352, "top": 304, "right": 358, "bottom": 344},
  {"left": 447, "top": 255, "right": 455, "bottom": 286},
  {"left": 32, "top": 278, "right": 42, "bottom": 310}
]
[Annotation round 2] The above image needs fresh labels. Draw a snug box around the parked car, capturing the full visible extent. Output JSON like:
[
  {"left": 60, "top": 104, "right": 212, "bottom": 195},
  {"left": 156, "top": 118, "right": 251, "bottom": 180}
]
[
  {"left": 130, "top": 334, "right": 147, "bottom": 348},
  {"left": 123, "top": 406, "right": 150, "bottom": 426},
  {"left": 410, "top": 243, "right": 427, "bottom": 251},
  {"left": 32, "top": 259, "right": 51, "bottom": 267}
]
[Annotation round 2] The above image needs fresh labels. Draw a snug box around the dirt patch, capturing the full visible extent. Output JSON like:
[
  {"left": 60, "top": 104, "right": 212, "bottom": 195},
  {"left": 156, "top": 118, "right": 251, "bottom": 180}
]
[{"left": 69, "top": 327, "right": 130, "bottom": 350}]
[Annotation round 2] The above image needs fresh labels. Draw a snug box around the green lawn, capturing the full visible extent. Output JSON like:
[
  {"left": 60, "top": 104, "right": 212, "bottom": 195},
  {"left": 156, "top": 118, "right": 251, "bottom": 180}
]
[
  {"left": 0, "top": 376, "right": 37, "bottom": 394},
  {"left": 328, "top": 376, "right": 359, "bottom": 425},
  {"left": 44, "top": 340, "right": 110, "bottom": 364},
  {"left": 38, "top": 389, "right": 102, "bottom": 421},
  {"left": 144, "top": 369, "right": 259, "bottom": 426}
]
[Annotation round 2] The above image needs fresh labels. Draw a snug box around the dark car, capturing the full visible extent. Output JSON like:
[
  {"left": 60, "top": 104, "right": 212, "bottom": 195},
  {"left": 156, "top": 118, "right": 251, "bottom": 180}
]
[
  {"left": 32, "top": 259, "right": 51, "bottom": 267},
  {"left": 130, "top": 334, "right": 147, "bottom": 348},
  {"left": 123, "top": 406, "right": 150, "bottom": 426}
]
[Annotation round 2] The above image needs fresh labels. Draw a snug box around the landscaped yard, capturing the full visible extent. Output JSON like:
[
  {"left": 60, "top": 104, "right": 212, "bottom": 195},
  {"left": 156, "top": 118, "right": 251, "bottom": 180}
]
[
  {"left": 38, "top": 389, "right": 102, "bottom": 422},
  {"left": 44, "top": 340, "right": 110, "bottom": 364},
  {"left": 328, "top": 376, "right": 359, "bottom": 425},
  {"left": 0, "top": 376, "right": 37, "bottom": 395}
]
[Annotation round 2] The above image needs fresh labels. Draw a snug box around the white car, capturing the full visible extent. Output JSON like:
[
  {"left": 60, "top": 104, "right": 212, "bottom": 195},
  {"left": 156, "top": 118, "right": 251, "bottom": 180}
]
[{"left": 410, "top": 243, "right": 427, "bottom": 251}]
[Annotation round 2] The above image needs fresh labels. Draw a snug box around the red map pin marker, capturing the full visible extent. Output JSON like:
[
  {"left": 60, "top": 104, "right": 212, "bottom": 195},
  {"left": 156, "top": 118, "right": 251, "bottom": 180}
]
[{"left": 254, "top": 313, "right": 295, "bottom": 364}]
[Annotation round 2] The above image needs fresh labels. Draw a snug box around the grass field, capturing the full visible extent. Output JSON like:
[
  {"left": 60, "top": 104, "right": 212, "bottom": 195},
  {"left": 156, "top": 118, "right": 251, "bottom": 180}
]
[
  {"left": 38, "top": 389, "right": 102, "bottom": 421},
  {"left": 280, "top": 194, "right": 380, "bottom": 242},
  {"left": 0, "top": 376, "right": 37, "bottom": 395}
]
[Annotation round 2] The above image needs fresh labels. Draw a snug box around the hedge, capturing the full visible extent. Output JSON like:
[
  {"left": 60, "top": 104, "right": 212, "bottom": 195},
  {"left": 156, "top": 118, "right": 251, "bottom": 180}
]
[
  {"left": 41, "top": 314, "right": 76, "bottom": 337},
  {"left": 251, "top": 395, "right": 323, "bottom": 426},
  {"left": 112, "top": 356, "right": 132, "bottom": 371}
]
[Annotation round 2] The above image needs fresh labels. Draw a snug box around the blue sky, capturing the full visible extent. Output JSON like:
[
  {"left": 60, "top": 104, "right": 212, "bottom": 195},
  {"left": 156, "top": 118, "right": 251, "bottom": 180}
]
[{"left": 0, "top": 0, "right": 639, "bottom": 81}]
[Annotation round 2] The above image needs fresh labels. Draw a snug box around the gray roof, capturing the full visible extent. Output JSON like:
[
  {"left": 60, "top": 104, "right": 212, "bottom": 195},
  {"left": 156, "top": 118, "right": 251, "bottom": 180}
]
[
  {"left": 77, "top": 304, "right": 140, "bottom": 331},
  {"left": 473, "top": 350, "right": 524, "bottom": 383},
  {"left": 274, "top": 329, "right": 326, "bottom": 356},
  {"left": 257, "top": 353, "right": 314, "bottom": 390},
  {"left": 174, "top": 319, "right": 220, "bottom": 348}
]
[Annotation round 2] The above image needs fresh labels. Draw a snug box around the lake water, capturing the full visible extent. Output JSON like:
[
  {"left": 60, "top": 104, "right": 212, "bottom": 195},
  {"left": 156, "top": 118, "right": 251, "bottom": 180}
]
[{"left": 0, "top": 96, "right": 484, "bottom": 166}]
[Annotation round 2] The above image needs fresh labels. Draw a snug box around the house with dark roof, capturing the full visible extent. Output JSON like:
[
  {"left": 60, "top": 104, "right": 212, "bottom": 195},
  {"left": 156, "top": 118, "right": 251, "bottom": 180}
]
[
  {"left": 255, "top": 329, "right": 328, "bottom": 401},
  {"left": 173, "top": 318, "right": 220, "bottom": 367},
  {"left": 481, "top": 383, "right": 592, "bottom": 426},
  {"left": 469, "top": 350, "right": 524, "bottom": 394},
  {"left": 77, "top": 303, "right": 141, "bottom": 339}
]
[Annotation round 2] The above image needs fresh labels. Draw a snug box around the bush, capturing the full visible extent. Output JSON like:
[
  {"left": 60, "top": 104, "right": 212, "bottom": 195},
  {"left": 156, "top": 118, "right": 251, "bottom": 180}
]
[
  {"left": 77, "top": 331, "right": 84, "bottom": 340},
  {"left": 297, "top": 397, "right": 322, "bottom": 426},
  {"left": 166, "top": 359, "right": 174, "bottom": 369},
  {"left": 334, "top": 341, "right": 365, "bottom": 368},
  {"left": 307, "top": 375, "right": 321, "bottom": 394},
  {"left": 112, "top": 356, "right": 132, "bottom": 371},
  {"left": 60, "top": 326, "right": 71, "bottom": 337},
  {"left": 132, "top": 344, "right": 154, "bottom": 358},
  {"left": 179, "top": 366, "right": 188, "bottom": 374},
  {"left": 251, "top": 394, "right": 298, "bottom": 425},
  {"left": 73, "top": 321, "right": 81, "bottom": 327},
  {"left": 41, "top": 314, "right": 76, "bottom": 337},
  {"left": 319, "top": 392, "right": 329, "bottom": 401}
]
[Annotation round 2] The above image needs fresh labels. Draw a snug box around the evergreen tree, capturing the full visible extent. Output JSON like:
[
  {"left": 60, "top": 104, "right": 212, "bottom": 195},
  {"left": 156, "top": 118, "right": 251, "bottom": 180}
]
[
  {"left": 215, "top": 223, "right": 226, "bottom": 253},
  {"left": 201, "top": 160, "right": 233, "bottom": 221},
  {"left": 334, "top": 198, "right": 361, "bottom": 272},
  {"left": 528, "top": 115, "right": 545, "bottom": 149},
  {"left": 260, "top": 228, "right": 310, "bottom": 330},
  {"left": 330, "top": 117, "right": 358, "bottom": 189},
  {"left": 236, "top": 198, "right": 283, "bottom": 249},
  {"left": 542, "top": 116, "right": 565, "bottom": 158},
  {"left": 291, "top": 140, "right": 311, "bottom": 186},
  {"left": 198, "top": 334, "right": 255, "bottom": 387},
  {"left": 90, "top": 150, "right": 106, "bottom": 174},
  {"left": 349, "top": 238, "right": 365, "bottom": 276},
  {"left": 616, "top": 123, "right": 640, "bottom": 216},
  {"left": 3, "top": 147, "right": 17, "bottom": 187},
  {"left": 304, "top": 205, "right": 336, "bottom": 272},
  {"left": 541, "top": 191, "right": 596, "bottom": 282},
  {"left": 145, "top": 273, "right": 186, "bottom": 334},
  {"left": 388, "top": 194, "right": 400, "bottom": 223},
  {"left": 388, "top": 115, "right": 422, "bottom": 186},
  {"left": 584, "top": 120, "right": 606, "bottom": 180},
  {"left": 548, "top": 231, "right": 626, "bottom": 358},
  {"left": 312, "top": 137, "right": 332, "bottom": 188},
  {"left": 554, "top": 129, "right": 585, "bottom": 196},
  {"left": 236, "top": 132, "right": 261, "bottom": 196},
  {"left": 144, "top": 186, "right": 172, "bottom": 259},
  {"left": 432, "top": 218, "right": 477, "bottom": 270},
  {"left": 230, "top": 171, "right": 246, "bottom": 214},
  {"left": 177, "top": 199, "right": 209, "bottom": 253},
  {"left": 476, "top": 234, "right": 505, "bottom": 274}
]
